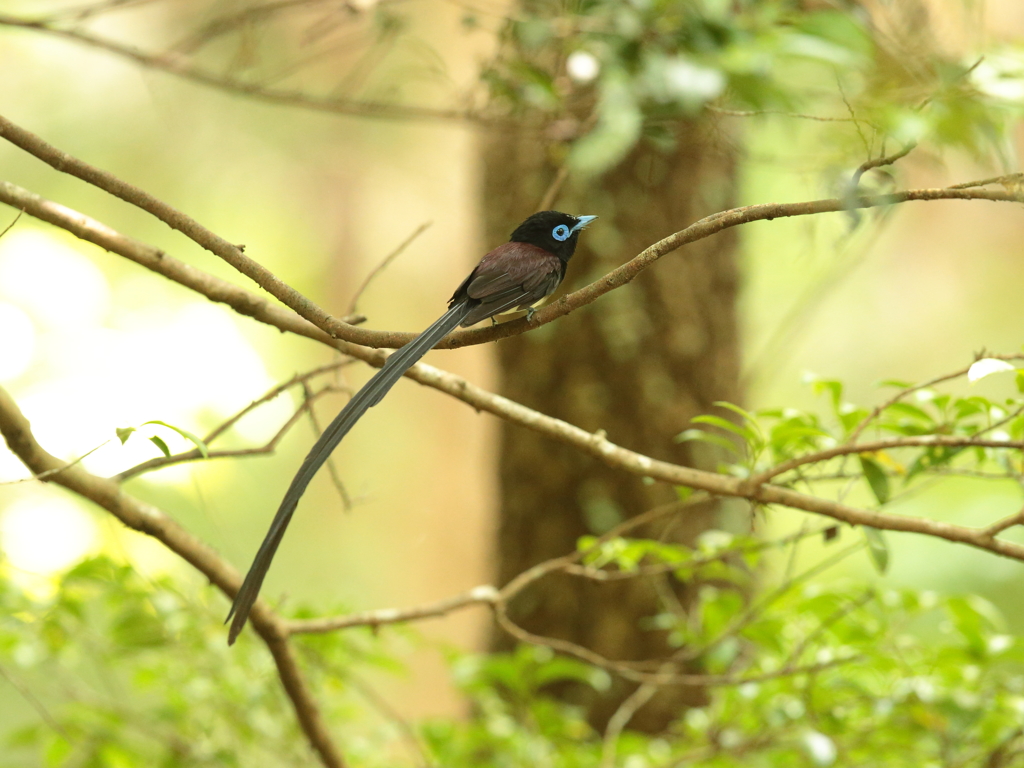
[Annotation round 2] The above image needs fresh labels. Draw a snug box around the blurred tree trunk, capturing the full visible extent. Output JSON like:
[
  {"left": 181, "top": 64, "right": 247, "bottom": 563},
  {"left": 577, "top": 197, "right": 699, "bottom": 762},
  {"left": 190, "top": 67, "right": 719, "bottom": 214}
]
[{"left": 482, "top": 121, "right": 742, "bottom": 732}]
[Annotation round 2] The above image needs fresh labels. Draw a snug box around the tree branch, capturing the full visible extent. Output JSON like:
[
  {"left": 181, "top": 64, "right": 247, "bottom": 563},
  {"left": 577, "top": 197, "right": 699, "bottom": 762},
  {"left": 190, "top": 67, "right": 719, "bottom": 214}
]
[
  {"left": 0, "top": 386, "right": 347, "bottom": 768},
  {"left": 0, "top": 180, "right": 338, "bottom": 345},
  {"left": 0, "top": 13, "right": 486, "bottom": 125},
  {"left": 982, "top": 504, "right": 1024, "bottom": 538},
  {"left": 289, "top": 498, "right": 706, "bottom": 634},
  {"left": 286, "top": 586, "right": 500, "bottom": 635},
  {"left": 842, "top": 358, "right": 1017, "bottom": 444},
  {"left": 115, "top": 363, "right": 354, "bottom": 481},
  {"left": 4, "top": 174, "right": 1021, "bottom": 572},
  {"left": 751, "top": 435, "right": 1024, "bottom": 486},
  {"left": 1, "top": 113, "right": 1023, "bottom": 355}
]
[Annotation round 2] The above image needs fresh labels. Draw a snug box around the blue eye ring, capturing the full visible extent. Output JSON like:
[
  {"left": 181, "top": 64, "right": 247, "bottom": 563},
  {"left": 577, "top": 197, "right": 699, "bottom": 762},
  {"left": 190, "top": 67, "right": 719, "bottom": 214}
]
[{"left": 552, "top": 224, "right": 571, "bottom": 241}]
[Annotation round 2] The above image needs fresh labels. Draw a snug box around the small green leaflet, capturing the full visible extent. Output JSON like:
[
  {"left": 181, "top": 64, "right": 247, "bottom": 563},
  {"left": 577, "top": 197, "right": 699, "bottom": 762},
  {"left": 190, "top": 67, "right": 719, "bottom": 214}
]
[
  {"left": 142, "top": 421, "right": 209, "bottom": 458},
  {"left": 149, "top": 435, "right": 171, "bottom": 458},
  {"left": 863, "top": 527, "right": 889, "bottom": 574},
  {"left": 115, "top": 421, "right": 210, "bottom": 458},
  {"left": 675, "top": 428, "right": 741, "bottom": 456},
  {"left": 858, "top": 455, "right": 890, "bottom": 505}
]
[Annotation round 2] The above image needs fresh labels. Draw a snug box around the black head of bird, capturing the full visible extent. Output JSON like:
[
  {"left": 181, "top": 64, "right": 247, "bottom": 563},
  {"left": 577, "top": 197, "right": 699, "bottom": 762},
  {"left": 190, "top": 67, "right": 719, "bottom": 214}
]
[{"left": 510, "top": 210, "right": 597, "bottom": 262}]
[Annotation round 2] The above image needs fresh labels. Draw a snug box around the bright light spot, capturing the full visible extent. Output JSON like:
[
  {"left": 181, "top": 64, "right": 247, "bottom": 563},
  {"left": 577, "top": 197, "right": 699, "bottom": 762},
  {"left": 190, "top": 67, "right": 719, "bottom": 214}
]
[
  {"left": 802, "top": 731, "right": 837, "bottom": 766},
  {"left": 0, "top": 302, "right": 36, "bottom": 381},
  {"left": 664, "top": 58, "right": 725, "bottom": 101},
  {"left": 120, "top": 529, "right": 180, "bottom": 577},
  {"left": 15, "top": 302, "right": 276, "bottom": 478},
  {"left": 0, "top": 495, "right": 97, "bottom": 574},
  {"left": 972, "top": 54, "right": 1024, "bottom": 102},
  {"left": 0, "top": 228, "right": 278, "bottom": 484},
  {"left": 0, "top": 228, "right": 110, "bottom": 328},
  {"left": 567, "top": 51, "right": 600, "bottom": 83},
  {"left": 968, "top": 357, "right": 1017, "bottom": 383}
]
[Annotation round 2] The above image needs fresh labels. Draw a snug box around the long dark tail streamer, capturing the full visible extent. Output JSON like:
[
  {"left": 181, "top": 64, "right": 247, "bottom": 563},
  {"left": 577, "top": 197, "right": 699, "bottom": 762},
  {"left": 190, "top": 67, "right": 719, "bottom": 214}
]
[{"left": 227, "top": 301, "right": 472, "bottom": 643}]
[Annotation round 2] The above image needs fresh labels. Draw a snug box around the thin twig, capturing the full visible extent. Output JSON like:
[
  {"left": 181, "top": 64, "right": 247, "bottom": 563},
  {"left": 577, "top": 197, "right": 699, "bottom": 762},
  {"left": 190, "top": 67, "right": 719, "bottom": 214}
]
[
  {"left": 750, "top": 435, "right": 1024, "bottom": 487},
  {"left": 170, "top": 0, "right": 360, "bottom": 55},
  {"left": 982, "top": 504, "right": 1024, "bottom": 538},
  {"left": 115, "top": 379, "right": 351, "bottom": 481},
  {"left": 494, "top": 606, "right": 859, "bottom": 685},
  {"left": 537, "top": 164, "right": 570, "bottom": 212},
  {"left": 949, "top": 172, "right": 1024, "bottom": 190},
  {"left": 0, "top": 662, "right": 72, "bottom": 743},
  {"left": 0, "top": 207, "right": 23, "bottom": 238},
  {"left": 343, "top": 670, "right": 436, "bottom": 768},
  {"left": 600, "top": 678, "right": 663, "bottom": 768},
  {"left": 679, "top": 542, "right": 867, "bottom": 666},
  {"left": 288, "top": 585, "right": 499, "bottom": 634},
  {"left": 707, "top": 105, "right": 872, "bottom": 125},
  {"left": 850, "top": 141, "right": 916, "bottom": 189},
  {"left": 347, "top": 221, "right": 432, "bottom": 316},
  {"left": 0, "top": 438, "right": 112, "bottom": 484},
  {"left": 301, "top": 380, "right": 353, "bottom": 510},
  {"left": 290, "top": 497, "right": 709, "bottom": 634},
  {"left": 0, "top": 15, "right": 488, "bottom": 125},
  {"left": 561, "top": 525, "right": 834, "bottom": 582},
  {"left": 203, "top": 361, "right": 357, "bottom": 446},
  {"left": 843, "top": 356, "right": 1024, "bottom": 445},
  {"left": 786, "top": 589, "right": 875, "bottom": 664}
]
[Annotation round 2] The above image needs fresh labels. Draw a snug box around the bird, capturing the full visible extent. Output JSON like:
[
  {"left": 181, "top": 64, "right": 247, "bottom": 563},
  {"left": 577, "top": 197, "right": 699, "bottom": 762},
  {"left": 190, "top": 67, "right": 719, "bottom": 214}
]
[{"left": 226, "top": 210, "right": 597, "bottom": 643}]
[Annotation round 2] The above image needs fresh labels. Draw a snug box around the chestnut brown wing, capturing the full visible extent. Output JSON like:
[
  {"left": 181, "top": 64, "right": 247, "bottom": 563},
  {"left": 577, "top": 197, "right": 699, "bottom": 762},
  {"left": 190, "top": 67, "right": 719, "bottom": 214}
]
[{"left": 450, "top": 241, "right": 565, "bottom": 327}]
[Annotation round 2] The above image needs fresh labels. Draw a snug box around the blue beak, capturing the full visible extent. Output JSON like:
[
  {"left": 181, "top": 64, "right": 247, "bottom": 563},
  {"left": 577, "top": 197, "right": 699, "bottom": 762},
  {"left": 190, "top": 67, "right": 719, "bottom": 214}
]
[{"left": 571, "top": 215, "right": 597, "bottom": 233}]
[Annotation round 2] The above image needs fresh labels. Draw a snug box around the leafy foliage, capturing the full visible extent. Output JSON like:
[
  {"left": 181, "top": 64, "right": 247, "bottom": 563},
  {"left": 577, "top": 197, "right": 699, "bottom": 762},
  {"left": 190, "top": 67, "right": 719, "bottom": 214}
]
[
  {"left": 0, "top": 558, "right": 393, "bottom": 767},
  {"left": 5, "top": 534, "right": 1024, "bottom": 766},
  {"left": 679, "top": 362, "right": 1024, "bottom": 509},
  {"left": 427, "top": 542, "right": 1024, "bottom": 767},
  {"left": 482, "top": 0, "right": 1024, "bottom": 174}
]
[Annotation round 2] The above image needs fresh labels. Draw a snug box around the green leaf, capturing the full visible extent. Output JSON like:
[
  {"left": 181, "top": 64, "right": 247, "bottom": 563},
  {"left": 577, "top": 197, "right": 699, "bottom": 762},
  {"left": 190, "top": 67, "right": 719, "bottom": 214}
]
[
  {"left": 691, "top": 414, "right": 754, "bottom": 442},
  {"left": 674, "top": 428, "right": 741, "bottom": 457},
  {"left": 878, "top": 379, "right": 915, "bottom": 389},
  {"left": 112, "top": 606, "right": 169, "bottom": 649},
  {"left": 148, "top": 435, "right": 171, "bottom": 458},
  {"left": 810, "top": 378, "right": 843, "bottom": 411},
  {"left": 945, "top": 596, "right": 1004, "bottom": 655},
  {"left": 44, "top": 734, "right": 73, "bottom": 767},
  {"left": 884, "top": 402, "right": 934, "bottom": 424},
  {"left": 143, "top": 420, "right": 209, "bottom": 458},
  {"left": 859, "top": 456, "right": 890, "bottom": 505},
  {"left": 115, "top": 426, "right": 135, "bottom": 444},
  {"left": 6, "top": 724, "right": 43, "bottom": 747},
  {"left": 863, "top": 527, "right": 889, "bottom": 574},
  {"left": 713, "top": 400, "right": 760, "bottom": 425}
]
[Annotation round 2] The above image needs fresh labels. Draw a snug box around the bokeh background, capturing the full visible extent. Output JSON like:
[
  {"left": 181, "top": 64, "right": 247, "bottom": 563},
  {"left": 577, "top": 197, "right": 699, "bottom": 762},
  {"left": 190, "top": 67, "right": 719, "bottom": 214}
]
[{"left": 1, "top": 0, "right": 1023, "bottom": 727}]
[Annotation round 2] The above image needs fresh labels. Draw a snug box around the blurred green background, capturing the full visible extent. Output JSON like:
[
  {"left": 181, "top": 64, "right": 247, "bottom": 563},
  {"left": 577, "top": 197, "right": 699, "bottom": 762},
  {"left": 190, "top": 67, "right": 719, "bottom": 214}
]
[{"left": 1, "top": 0, "right": 1023, "bottom": 729}]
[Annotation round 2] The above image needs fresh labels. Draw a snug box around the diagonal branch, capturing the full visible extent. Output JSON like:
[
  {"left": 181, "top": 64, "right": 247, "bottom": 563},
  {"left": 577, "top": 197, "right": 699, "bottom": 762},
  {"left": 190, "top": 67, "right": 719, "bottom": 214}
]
[
  {"left": 751, "top": 434, "right": 1024, "bottom": 486},
  {"left": 1, "top": 113, "right": 1023, "bottom": 355},
  {"left": 0, "top": 386, "right": 347, "bottom": 768},
  {"left": 0, "top": 14, "right": 485, "bottom": 125},
  {"left": 0, "top": 114, "right": 347, "bottom": 342},
  {"left": 2, "top": 178, "right": 1021, "bottom": 570},
  {"left": 115, "top": 363, "right": 354, "bottom": 481}
]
